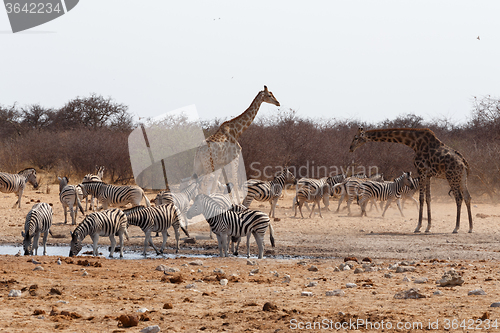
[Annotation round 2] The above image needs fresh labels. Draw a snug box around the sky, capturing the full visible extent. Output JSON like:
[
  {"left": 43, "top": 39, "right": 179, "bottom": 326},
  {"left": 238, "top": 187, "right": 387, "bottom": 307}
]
[{"left": 2, "top": 1, "right": 500, "bottom": 126}]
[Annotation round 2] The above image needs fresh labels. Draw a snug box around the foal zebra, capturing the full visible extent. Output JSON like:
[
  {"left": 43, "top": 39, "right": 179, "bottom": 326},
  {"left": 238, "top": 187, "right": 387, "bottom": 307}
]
[
  {"left": 22, "top": 203, "right": 53, "bottom": 256},
  {"left": 58, "top": 177, "right": 85, "bottom": 225},
  {"left": 187, "top": 194, "right": 272, "bottom": 259},
  {"left": 81, "top": 166, "right": 105, "bottom": 211},
  {"left": 0, "top": 168, "right": 38, "bottom": 208},
  {"left": 357, "top": 172, "right": 414, "bottom": 217},
  {"left": 242, "top": 168, "right": 297, "bottom": 218},
  {"left": 80, "top": 182, "right": 151, "bottom": 210},
  {"left": 123, "top": 204, "right": 182, "bottom": 255},
  {"left": 293, "top": 183, "right": 330, "bottom": 218},
  {"left": 154, "top": 182, "right": 198, "bottom": 236},
  {"left": 69, "top": 208, "right": 129, "bottom": 258}
]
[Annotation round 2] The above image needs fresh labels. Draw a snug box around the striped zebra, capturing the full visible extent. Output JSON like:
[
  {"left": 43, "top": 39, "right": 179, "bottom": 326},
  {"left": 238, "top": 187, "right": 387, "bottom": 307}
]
[
  {"left": 123, "top": 204, "right": 183, "bottom": 255},
  {"left": 81, "top": 166, "right": 105, "bottom": 211},
  {"left": 294, "top": 177, "right": 329, "bottom": 212},
  {"left": 187, "top": 194, "right": 273, "bottom": 259},
  {"left": 80, "top": 182, "right": 151, "bottom": 210},
  {"left": 242, "top": 168, "right": 297, "bottom": 218},
  {"left": 154, "top": 182, "right": 198, "bottom": 236},
  {"left": 382, "top": 176, "right": 420, "bottom": 216},
  {"left": 333, "top": 174, "right": 384, "bottom": 215},
  {"left": 69, "top": 208, "right": 129, "bottom": 258},
  {"left": 357, "top": 172, "right": 414, "bottom": 217},
  {"left": 22, "top": 203, "right": 53, "bottom": 256},
  {"left": 58, "top": 177, "right": 85, "bottom": 225},
  {"left": 0, "top": 168, "right": 38, "bottom": 208},
  {"left": 293, "top": 183, "right": 330, "bottom": 218},
  {"left": 325, "top": 174, "right": 346, "bottom": 197}
]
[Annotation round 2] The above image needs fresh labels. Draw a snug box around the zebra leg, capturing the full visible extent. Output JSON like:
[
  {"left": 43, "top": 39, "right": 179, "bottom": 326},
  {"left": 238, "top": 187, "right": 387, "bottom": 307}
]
[
  {"left": 91, "top": 234, "right": 100, "bottom": 256},
  {"left": 14, "top": 189, "right": 23, "bottom": 208},
  {"left": 159, "top": 231, "right": 168, "bottom": 254},
  {"left": 246, "top": 233, "right": 252, "bottom": 258},
  {"left": 143, "top": 230, "right": 151, "bottom": 256},
  {"left": 382, "top": 199, "right": 392, "bottom": 217},
  {"left": 253, "top": 231, "right": 265, "bottom": 259},
  {"left": 308, "top": 202, "right": 317, "bottom": 218},
  {"left": 42, "top": 231, "right": 49, "bottom": 255},
  {"left": 215, "top": 234, "right": 225, "bottom": 257},
  {"left": 395, "top": 198, "right": 405, "bottom": 217},
  {"left": 108, "top": 235, "right": 116, "bottom": 258},
  {"left": 269, "top": 197, "right": 278, "bottom": 218},
  {"left": 298, "top": 200, "right": 305, "bottom": 218},
  {"left": 63, "top": 205, "right": 68, "bottom": 224},
  {"left": 118, "top": 232, "right": 125, "bottom": 258},
  {"left": 33, "top": 232, "right": 40, "bottom": 256},
  {"left": 173, "top": 226, "right": 180, "bottom": 254}
]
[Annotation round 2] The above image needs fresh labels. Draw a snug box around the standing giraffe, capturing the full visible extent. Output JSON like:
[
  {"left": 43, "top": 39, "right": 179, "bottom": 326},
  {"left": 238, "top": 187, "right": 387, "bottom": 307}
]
[
  {"left": 193, "top": 86, "right": 280, "bottom": 201},
  {"left": 349, "top": 127, "right": 472, "bottom": 234}
]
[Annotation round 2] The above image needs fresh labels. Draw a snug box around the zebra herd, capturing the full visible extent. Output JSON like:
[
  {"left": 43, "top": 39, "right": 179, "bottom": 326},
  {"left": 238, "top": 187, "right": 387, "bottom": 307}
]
[{"left": 2, "top": 164, "right": 421, "bottom": 260}]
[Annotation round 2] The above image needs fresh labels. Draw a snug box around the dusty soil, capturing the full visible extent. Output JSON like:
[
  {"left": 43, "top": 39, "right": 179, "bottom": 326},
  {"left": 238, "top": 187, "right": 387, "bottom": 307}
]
[{"left": 1, "top": 184, "right": 500, "bottom": 332}]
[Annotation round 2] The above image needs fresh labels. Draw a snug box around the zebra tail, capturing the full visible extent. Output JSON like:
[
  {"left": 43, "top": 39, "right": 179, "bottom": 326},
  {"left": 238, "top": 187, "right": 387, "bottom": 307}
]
[
  {"left": 76, "top": 196, "right": 85, "bottom": 216},
  {"left": 269, "top": 223, "right": 275, "bottom": 248},
  {"left": 143, "top": 191, "right": 151, "bottom": 207},
  {"left": 181, "top": 226, "right": 190, "bottom": 237}
]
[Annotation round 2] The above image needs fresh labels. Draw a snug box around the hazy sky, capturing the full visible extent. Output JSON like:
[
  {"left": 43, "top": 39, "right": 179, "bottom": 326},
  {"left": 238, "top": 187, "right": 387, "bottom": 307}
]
[{"left": 2, "top": 1, "right": 500, "bottom": 125}]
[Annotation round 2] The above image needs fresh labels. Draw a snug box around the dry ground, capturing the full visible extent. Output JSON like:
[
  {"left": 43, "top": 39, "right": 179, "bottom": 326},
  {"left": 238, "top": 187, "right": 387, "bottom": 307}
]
[{"left": 0, "top": 183, "right": 500, "bottom": 332}]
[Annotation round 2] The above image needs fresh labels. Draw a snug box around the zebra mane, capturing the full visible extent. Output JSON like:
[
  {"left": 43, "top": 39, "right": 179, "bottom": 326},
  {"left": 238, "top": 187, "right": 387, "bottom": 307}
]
[
  {"left": 18, "top": 168, "right": 36, "bottom": 175},
  {"left": 81, "top": 180, "right": 107, "bottom": 185}
]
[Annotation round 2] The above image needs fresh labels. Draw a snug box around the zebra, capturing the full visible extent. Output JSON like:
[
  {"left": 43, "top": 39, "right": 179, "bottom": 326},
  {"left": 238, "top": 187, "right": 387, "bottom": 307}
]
[
  {"left": 294, "top": 177, "right": 329, "bottom": 212},
  {"left": 0, "top": 168, "right": 38, "bottom": 208},
  {"left": 80, "top": 182, "right": 151, "bottom": 210},
  {"left": 242, "top": 168, "right": 297, "bottom": 218},
  {"left": 69, "top": 208, "right": 129, "bottom": 258},
  {"left": 381, "top": 176, "right": 420, "bottom": 216},
  {"left": 187, "top": 194, "right": 273, "bottom": 259},
  {"left": 81, "top": 166, "right": 105, "bottom": 211},
  {"left": 333, "top": 174, "right": 384, "bottom": 215},
  {"left": 123, "top": 204, "right": 182, "bottom": 255},
  {"left": 293, "top": 183, "right": 330, "bottom": 218},
  {"left": 154, "top": 181, "right": 198, "bottom": 236},
  {"left": 58, "top": 177, "right": 85, "bottom": 225},
  {"left": 22, "top": 202, "right": 53, "bottom": 256},
  {"left": 357, "top": 172, "right": 414, "bottom": 217}
]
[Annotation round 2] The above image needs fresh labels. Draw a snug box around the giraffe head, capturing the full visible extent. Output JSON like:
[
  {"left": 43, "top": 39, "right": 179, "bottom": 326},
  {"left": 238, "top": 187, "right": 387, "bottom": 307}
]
[
  {"left": 261, "top": 86, "right": 280, "bottom": 106},
  {"left": 349, "top": 127, "right": 367, "bottom": 153}
]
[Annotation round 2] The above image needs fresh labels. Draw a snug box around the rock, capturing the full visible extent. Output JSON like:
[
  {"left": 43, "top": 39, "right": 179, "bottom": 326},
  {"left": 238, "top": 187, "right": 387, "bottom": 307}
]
[
  {"left": 57, "top": 258, "right": 62, "bottom": 265},
  {"left": 344, "top": 256, "right": 357, "bottom": 262},
  {"left": 434, "top": 290, "right": 444, "bottom": 296},
  {"left": 403, "top": 276, "right": 410, "bottom": 282},
  {"left": 184, "top": 237, "right": 196, "bottom": 244},
  {"left": 394, "top": 288, "right": 427, "bottom": 299},
  {"left": 384, "top": 273, "right": 393, "bottom": 278},
  {"left": 155, "top": 264, "right": 168, "bottom": 271},
  {"left": 437, "top": 269, "right": 464, "bottom": 287},
  {"left": 247, "top": 260, "right": 256, "bottom": 266},
  {"left": 468, "top": 289, "right": 486, "bottom": 296},
  {"left": 168, "top": 275, "right": 184, "bottom": 284},
  {"left": 308, "top": 265, "right": 319, "bottom": 272},
  {"left": 306, "top": 281, "right": 318, "bottom": 288},
  {"left": 140, "top": 325, "right": 161, "bottom": 333},
  {"left": 297, "top": 260, "right": 307, "bottom": 266},
  {"left": 282, "top": 275, "right": 291, "bottom": 283},
  {"left": 361, "top": 257, "right": 372, "bottom": 262},
  {"left": 354, "top": 268, "right": 363, "bottom": 274},
  {"left": 346, "top": 283, "right": 357, "bottom": 288},
  {"left": 250, "top": 268, "right": 259, "bottom": 274},
  {"left": 364, "top": 267, "right": 378, "bottom": 272},
  {"left": 220, "top": 279, "right": 228, "bottom": 286},
  {"left": 396, "top": 266, "right": 415, "bottom": 273},
  {"left": 117, "top": 314, "right": 139, "bottom": 327},
  {"left": 388, "top": 263, "right": 399, "bottom": 270},
  {"left": 31, "top": 259, "right": 41, "bottom": 264},
  {"left": 414, "top": 277, "right": 428, "bottom": 284},
  {"left": 189, "top": 260, "right": 203, "bottom": 266},
  {"left": 8, "top": 290, "right": 21, "bottom": 297},
  {"left": 33, "top": 266, "right": 44, "bottom": 271},
  {"left": 334, "top": 267, "right": 340, "bottom": 272},
  {"left": 15, "top": 250, "right": 21, "bottom": 257},
  {"left": 185, "top": 283, "right": 196, "bottom": 289},
  {"left": 49, "top": 288, "right": 62, "bottom": 295},
  {"left": 82, "top": 271, "right": 88, "bottom": 276},
  {"left": 137, "top": 308, "right": 148, "bottom": 313},
  {"left": 301, "top": 291, "right": 313, "bottom": 297},
  {"left": 163, "top": 303, "right": 173, "bottom": 309},
  {"left": 262, "top": 302, "right": 278, "bottom": 311},
  {"left": 339, "top": 263, "right": 352, "bottom": 271},
  {"left": 490, "top": 302, "right": 500, "bottom": 307},
  {"left": 326, "top": 290, "right": 345, "bottom": 297}
]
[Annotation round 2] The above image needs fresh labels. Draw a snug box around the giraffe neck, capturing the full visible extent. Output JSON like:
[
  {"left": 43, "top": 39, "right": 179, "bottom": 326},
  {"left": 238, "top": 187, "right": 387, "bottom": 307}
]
[
  {"left": 364, "top": 128, "right": 442, "bottom": 152},
  {"left": 215, "top": 91, "right": 265, "bottom": 141}
]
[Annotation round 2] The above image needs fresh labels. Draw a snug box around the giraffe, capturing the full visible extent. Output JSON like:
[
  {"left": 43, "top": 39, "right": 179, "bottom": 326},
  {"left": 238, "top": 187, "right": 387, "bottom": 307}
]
[
  {"left": 193, "top": 86, "right": 280, "bottom": 202},
  {"left": 349, "top": 127, "right": 473, "bottom": 234}
]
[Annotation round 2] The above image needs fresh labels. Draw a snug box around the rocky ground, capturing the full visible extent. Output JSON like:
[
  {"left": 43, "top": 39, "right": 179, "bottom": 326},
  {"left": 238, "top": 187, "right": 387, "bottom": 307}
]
[{"left": 0, "top": 184, "right": 500, "bottom": 332}]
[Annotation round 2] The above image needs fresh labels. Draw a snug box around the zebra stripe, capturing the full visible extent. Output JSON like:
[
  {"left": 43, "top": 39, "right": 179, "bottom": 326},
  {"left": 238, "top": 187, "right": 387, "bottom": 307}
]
[
  {"left": 357, "top": 172, "right": 414, "bottom": 217},
  {"left": 333, "top": 174, "right": 384, "bottom": 215},
  {"left": 187, "top": 194, "right": 272, "bottom": 259},
  {"left": 80, "top": 182, "right": 151, "bottom": 210},
  {"left": 154, "top": 182, "right": 198, "bottom": 234},
  {"left": 58, "top": 177, "right": 85, "bottom": 225},
  {"left": 69, "top": 208, "right": 129, "bottom": 258},
  {"left": 0, "top": 168, "right": 38, "bottom": 208},
  {"left": 294, "top": 183, "right": 330, "bottom": 218},
  {"left": 81, "top": 166, "right": 105, "bottom": 211},
  {"left": 242, "top": 168, "right": 297, "bottom": 218},
  {"left": 22, "top": 203, "right": 53, "bottom": 256},
  {"left": 123, "top": 204, "right": 182, "bottom": 255},
  {"left": 382, "top": 176, "right": 420, "bottom": 215}
]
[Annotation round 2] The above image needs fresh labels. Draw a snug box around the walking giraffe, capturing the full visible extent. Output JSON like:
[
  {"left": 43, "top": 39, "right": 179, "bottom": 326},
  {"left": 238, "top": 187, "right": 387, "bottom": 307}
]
[
  {"left": 349, "top": 127, "right": 472, "bottom": 233},
  {"left": 193, "top": 86, "right": 280, "bottom": 202}
]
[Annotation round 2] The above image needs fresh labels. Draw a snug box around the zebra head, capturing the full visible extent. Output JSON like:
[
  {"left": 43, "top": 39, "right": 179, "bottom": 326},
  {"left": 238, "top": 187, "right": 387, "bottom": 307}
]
[
  {"left": 398, "top": 172, "right": 414, "bottom": 189},
  {"left": 349, "top": 127, "right": 367, "bottom": 153},
  {"left": 57, "top": 176, "right": 69, "bottom": 193},
  {"left": 20, "top": 168, "right": 38, "bottom": 189},
  {"left": 69, "top": 231, "right": 82, "bottom": 257},
  {"left": 186, "top": 194, "right": 206, "bottom": 220},
  {"left": 284, "top": 168, "right": 297, "bottom": 185},
  {"left": 21, "top": 230, "right": 33, "bottom": 255}
]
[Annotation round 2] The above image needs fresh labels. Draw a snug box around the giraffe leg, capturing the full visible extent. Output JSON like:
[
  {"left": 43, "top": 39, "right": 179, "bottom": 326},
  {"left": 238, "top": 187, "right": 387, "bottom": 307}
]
[
  {"left": 461, "top": 170, "right": 473, "bottom": 233},
  {"left": 424, "top": 178, "right": 432, "bottom": 233},
  {"left": 452, "top": 188, "right": 463, "bottom": 234},
  {"left": 415, "top": 182, "right": 425, "bottom": 233}
]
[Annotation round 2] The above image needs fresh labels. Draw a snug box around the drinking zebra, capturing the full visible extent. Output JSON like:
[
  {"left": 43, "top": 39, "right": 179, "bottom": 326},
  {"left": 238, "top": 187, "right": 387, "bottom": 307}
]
[
  {"left": 80, "top": 182, "right": 151, "bottom": 210},
  {"left": 242, "top": 168, "right": 297, "bottom": 218},
  {"left": 154, "top": 181, "right": 198, "bottom": 236},
  {"left": 187, "top": 194, "right": 273, "bottom": 259},
  {"left": 123, "top": 204, "right": 182, "bottom": 255},
  {"left": 357, "top": 172, "right": 414, "bottom": 217},
  {"left": 293, "top": 183, "right": 330, "bottom": 218},
  {"left": 81, "top": 166, "right": 105, "bottom": 211},
  {"left": 22, "top": 202, "right": 53, "bottom": 256},
  {"left": 0, "top": 168, "right": 38, "bottom": 208},
  {"left": 69, "top": 208, "right": 129, "bottom": 258},
  {"left": 58, "top": 177, "right": 85, "bottom": 225}
]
